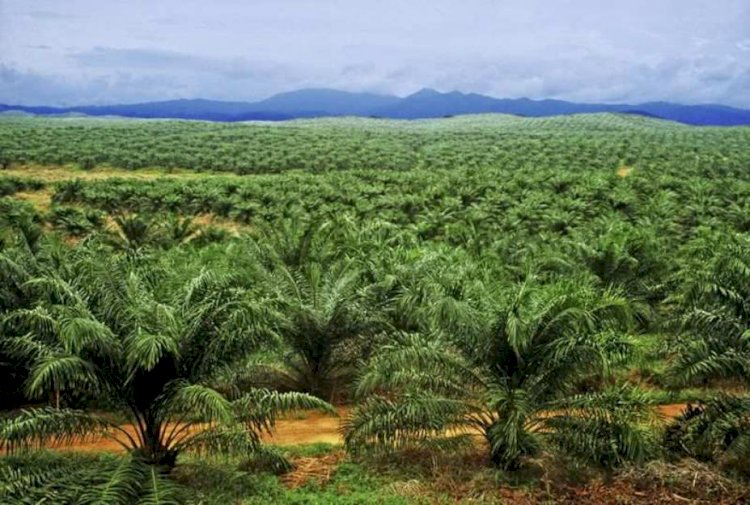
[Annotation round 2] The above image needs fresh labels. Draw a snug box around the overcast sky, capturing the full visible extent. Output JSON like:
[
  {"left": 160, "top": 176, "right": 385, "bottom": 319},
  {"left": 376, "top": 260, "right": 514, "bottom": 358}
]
[{"left": 1, "top": 0, "right": 749, "bottom": 106}]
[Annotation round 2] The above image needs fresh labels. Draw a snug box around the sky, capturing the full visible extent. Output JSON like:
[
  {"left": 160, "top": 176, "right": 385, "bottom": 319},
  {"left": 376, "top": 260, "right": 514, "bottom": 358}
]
[{"left": 0, "top": 0, "right": 749, "bottom": 107}]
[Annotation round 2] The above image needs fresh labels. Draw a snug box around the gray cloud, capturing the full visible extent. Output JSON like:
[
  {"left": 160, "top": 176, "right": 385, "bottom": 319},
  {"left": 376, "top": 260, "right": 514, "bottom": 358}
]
[
  {"left": 0, "top": 0, "right": 748, "bottom": 107},
  {"left": 68, "top": 47, "right": 284, "bottom": 80},
  {"left": 24, "top": 10, "right": 79, "bottom": 20}
]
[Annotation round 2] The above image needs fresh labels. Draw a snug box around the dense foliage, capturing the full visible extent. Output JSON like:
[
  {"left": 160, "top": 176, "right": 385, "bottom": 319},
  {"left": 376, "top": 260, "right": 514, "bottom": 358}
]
[
  {"left": 1, "top": 114, "right": 749, "bottom": 174},
  {"left": 0, "top": 114, "right": 749, "bottom": 503}
]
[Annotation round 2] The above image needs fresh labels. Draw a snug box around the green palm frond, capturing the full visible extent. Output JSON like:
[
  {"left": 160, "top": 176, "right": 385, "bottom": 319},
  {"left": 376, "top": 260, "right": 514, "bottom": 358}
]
[
  {"left": 1, "top": 333, "right": 56, "bottom": 361},
  {"left": 546, "top": 386, "right": 659, "bottom": 468},
  {"left": 58, "top": 314, "right": 117, "bottom": 355},
  {"left": 483, "top": 385, "right": 542, "bottom": 468},
  {"left": 0, "top": 454, "right": 84, "bottom": 503},
  {"left": 159, "top": 382, "right": 233, "bottom": 424},
  {"left": 25, "top": 275, "right": 87, "bottom": 307},
  {"left": 0, "top": 460, "right": 68, "bottom": 500},
  {"left": 0, "top": 408, "right": 113, "bottom": 453},
  {"left": 26, "top": 354, "right": 100, "bottom": 399},
  {"left": 3, "top": 306, "right": 57, "bottom": 337},
  {"left": 234, "top": 389, "right": 335, "bottom": 435},
  {"left": 177, "top": 425, "right": 259, "bottom": 457},
  {"left": 665, "top": 394, "right": 750, "bottom": 464},
  {"left": 125, "top": 330, "right": 179, "bottom": 373},
  {"left": 343, "top": 393, "right": 471, "bottom": 452},
  {"left": 354, "top": 333, "right": 481, "bottom": 397},
  {"left": 243, "top": 445, "right": 294, "bottom": 474},
  {"left": 80, "top": 457, "right": 147, "bottom": 505},
  {"left": 136, "top": 466, "right": 183, "bottom": 505}
]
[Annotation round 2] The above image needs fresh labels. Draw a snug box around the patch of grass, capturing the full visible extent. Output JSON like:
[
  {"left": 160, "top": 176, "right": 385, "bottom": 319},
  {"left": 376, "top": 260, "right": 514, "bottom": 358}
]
[
  {"left": 279, "top": 442, "right": 339, "bottom": 458},
  {"left": 175, "top": 454, "right": 414, "bottom": 505}
]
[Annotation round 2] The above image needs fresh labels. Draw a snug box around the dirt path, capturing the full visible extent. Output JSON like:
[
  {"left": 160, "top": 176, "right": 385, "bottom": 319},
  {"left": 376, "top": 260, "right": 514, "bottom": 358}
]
[
  {"left": 54, "top": 408, "right": 346, "bottom": 454},
  {"left": 656, "top": 403, "right": 689, "bottom": 418},
  {"left": 48, "top": 404, "right": 688, "bottom": 454},
  {"left": 3, "top": 164, "right": 234, "bottom": 183}
]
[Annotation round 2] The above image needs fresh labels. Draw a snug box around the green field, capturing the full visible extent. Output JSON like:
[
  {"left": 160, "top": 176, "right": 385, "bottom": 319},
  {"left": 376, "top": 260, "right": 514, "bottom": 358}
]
[{"left": 1, "top": 114, "right": 749, "bottom": 503}]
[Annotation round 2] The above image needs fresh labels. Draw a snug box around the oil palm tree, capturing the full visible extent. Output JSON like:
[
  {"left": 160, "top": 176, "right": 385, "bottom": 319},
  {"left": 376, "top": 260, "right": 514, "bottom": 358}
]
[
  {"left": 249, "top": 218, "right": 334, "bottom": 270},
  {"left": 0, "top": 218, "right": 62, "bottom": 408},
  {"left": 669, "top": 234, "right": 750, "bottom": 384},
  {"left": 102, "top": 213, "right": 205, "bottom": 253},
  {"left": 249, "top": 260, "right": 387, "bottom": 402},
  {"left": 345, "top": 280, "right": 657, "bottom": 469},
  {"left": 0, "top": 262, "right": 332, "bottom": 501},
  {"left": 575, "top": 221, "right": 667, "bottom": 307},
  {"left": 367, "top": 247, "right": 494, "bottom": 340},
  {"left": 665, "top": 233, "right": 750, "bottom": 466}
]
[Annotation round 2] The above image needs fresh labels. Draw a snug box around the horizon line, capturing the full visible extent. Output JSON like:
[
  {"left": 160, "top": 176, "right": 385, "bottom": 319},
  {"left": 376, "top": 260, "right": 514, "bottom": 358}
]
[{"left": 1, "top": 87, "right": 748, "bottom": 111}]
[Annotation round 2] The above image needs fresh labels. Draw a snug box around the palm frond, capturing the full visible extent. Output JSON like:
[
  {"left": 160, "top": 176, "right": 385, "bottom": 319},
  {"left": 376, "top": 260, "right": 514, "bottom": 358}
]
[
  {"left": 58, "top": 314, "right": 117, "bottom": 355},
  {"left": 355, "top": 333, "right": 480, "bottom": 397},
  {"left": 159, "top": 382, "right": 233, "bottom": 424},
  {"left": 125, "top": 330, "right": 179, "bottom": 373},
  {"left": 0, "top": 408, "right": 112, "bottom": 453},
  {"left": 242, "top": 445, "right": 293, "bottom": 474},
  {"left": 80, "top": 456, "right": 148, "bottom": 505},
  {"left": 177, "top": 425, "right": 259, "bottom": 457},
  {"left": 546, "top": 386, "right": 659, "bottom": 468},
  {"left": 26, "top": 354, "right": 100, "bottom": 399},
  {"left": 234, "top": 389, "right": 335, "bottom": 436},
  {"left": 1, "top": 333, "right": 56, "bottom": 362},
  {"left": 343, "top": 393, "right": 471, "bottom": 452},
  {"left": 136, "top": 466, "right": 182, "bottom": 505},
  {"left": 664, "top": 394, "right": 750, "bottom": 464}
]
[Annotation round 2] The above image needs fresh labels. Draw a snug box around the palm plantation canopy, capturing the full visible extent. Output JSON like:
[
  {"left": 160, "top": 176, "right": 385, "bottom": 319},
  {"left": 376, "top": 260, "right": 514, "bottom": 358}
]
[{"left": 0, "top": 114, "right": 749, "bottom": 503}]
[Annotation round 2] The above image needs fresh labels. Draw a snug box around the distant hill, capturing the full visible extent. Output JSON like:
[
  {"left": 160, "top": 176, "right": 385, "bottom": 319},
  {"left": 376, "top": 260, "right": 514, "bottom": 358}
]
[
  {"left": 0, "top": 100, "right": 293, "bottom": 121},
  {"left": 249, "top": 89, "right": 400, "bottom": 116},
  {"left": 2, "top": 88, "right": 749, "bottom": 126}
]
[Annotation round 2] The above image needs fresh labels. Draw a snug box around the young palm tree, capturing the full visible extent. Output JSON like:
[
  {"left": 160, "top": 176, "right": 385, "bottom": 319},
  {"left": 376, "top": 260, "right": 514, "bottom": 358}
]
[
  {"left": 105, "top": 214, "right": 161, "bottom": 254},
  {"left": 575, "top": 222, "right": 666, "bottom": 303},
  {"left": 249, "top": 218, "right": 334, "bottom": 270},
  {"left": 345, "top": 280, "right": 657, "bottom": 469},
  {"left": 670, "top": 234, "right": 750, "bottom": 384},
  {"left": 250, "top": 260, "right": 387, "bottom": 402},
  {"left": 0, "top": 219, "right": 63, "bottom": 408},
  {"left": 0, "top": 263, "right": 332, "bottom": 479},
  {"left": 666, "top": 234, "right": 750, "bottom": 465}
]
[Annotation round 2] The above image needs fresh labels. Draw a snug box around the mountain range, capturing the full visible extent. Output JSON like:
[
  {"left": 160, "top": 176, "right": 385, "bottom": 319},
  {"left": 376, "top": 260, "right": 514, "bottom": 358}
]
[{"left": 2, "top": 88, "right": 750, "bottom": 126}]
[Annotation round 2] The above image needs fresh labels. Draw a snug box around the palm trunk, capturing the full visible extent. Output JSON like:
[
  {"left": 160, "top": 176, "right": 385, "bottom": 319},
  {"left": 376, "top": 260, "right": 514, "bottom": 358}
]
[{"left": 134, "top": 411, "right": 178, "bottom": 470}]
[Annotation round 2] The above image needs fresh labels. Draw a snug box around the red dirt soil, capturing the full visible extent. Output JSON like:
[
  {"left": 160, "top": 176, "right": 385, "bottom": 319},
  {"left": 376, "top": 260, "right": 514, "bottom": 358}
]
[
  {"left": 52, "top": 408, "right": 348, "bottom": 454},
  {"left": 46, "top": 404, "right": 689, "bottom": 454}
]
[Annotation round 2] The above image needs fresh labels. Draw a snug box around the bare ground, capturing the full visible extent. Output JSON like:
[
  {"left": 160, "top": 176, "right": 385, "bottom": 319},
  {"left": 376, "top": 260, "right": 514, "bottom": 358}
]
[{"left": 46, "top": 404, "right": 686, "bottom": 454}]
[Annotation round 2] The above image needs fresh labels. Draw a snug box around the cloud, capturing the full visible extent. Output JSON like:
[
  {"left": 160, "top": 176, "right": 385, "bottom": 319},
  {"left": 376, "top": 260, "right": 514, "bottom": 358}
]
[
  {"left": 23, "top": 10, "right": 80, "bottom": 20},
  {"left": 0, "top": 0, "right": 748, "bottom": 107},
  {"left": 70, "top": 47, "right": 212, "bottom": 70},
  {"left": 4, "top": 50, "right": 748, "bottom": 108},
  {"left": 0, "top": 62, "right": 300, "bottom": 106},
  {"left": 68, "top": 47, "right": 292, "bottom": 81}
]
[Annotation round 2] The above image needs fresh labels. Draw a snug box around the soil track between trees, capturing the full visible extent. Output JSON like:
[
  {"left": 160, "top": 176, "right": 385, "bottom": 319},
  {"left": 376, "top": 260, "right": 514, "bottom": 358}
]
[
  {"left": 46, "top": 404, "right": 687, "bottom": 453},
  {"left": 3, "top": 164, "right": 211, "bottom": 183}
]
